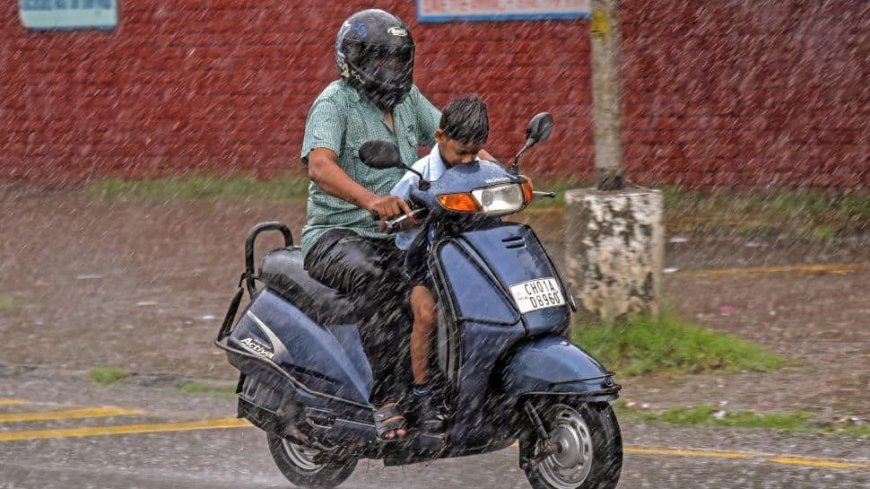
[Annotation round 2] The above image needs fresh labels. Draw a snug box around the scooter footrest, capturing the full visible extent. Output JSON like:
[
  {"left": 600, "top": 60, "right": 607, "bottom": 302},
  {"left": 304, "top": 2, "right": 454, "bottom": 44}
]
[{"left": 382, "top": 432, "right": 448, "bottom": 466}]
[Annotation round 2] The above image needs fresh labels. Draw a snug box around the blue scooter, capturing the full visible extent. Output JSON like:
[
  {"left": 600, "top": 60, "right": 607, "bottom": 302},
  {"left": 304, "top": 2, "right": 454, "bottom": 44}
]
[{"left": 215, "top": 113, "right": 622, "bottom": 489}]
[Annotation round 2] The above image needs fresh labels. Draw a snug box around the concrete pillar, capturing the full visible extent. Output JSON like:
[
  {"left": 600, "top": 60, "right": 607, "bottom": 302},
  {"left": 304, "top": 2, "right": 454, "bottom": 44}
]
[{"left": 564, "top": 188, "right": 664, "bottom": 323}]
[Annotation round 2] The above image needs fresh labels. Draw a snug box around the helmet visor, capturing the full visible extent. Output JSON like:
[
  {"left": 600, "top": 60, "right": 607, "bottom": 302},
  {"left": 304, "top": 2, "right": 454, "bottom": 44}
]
[{"left": 358, "top": 44, "right": 414, "bottom": 88}]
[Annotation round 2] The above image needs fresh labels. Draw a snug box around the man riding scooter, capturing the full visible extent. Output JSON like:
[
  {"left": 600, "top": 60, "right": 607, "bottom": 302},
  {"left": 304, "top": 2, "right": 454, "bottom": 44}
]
[{"left": 299, "top": 8, "right": 493, "bottom": 440}]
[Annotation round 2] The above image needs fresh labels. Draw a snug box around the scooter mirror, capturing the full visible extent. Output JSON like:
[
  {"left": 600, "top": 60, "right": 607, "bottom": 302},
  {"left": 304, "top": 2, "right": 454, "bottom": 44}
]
[
  {"left": 525, "top": 112, "right": 554, "bottom": 147},
  {"left": 359, "top": 140, "right": 405, "bottom": 170},
  {"left": 510, "top": 112, "right": 554, "bottom": 175}
]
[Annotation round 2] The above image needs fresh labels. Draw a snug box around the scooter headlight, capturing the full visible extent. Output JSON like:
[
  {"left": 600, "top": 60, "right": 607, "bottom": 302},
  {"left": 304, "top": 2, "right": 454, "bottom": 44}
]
[
  {"left": 472, "top": 183, "right": 528, "bottom": 216},
  {"left": 437, "top": 181, "right": 533, "bottom": 216}
]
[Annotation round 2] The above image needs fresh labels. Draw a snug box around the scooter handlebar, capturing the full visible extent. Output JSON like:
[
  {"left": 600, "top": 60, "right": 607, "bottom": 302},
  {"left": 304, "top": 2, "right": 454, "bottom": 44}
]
[{"left": 384, "top": 208, "right": 425, "bottom": 233}]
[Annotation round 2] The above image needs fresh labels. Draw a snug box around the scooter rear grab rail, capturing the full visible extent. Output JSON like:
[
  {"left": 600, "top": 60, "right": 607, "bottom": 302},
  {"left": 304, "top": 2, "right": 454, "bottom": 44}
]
[{"left": 245, "top": 222, "right": 294, "bottom": 297}]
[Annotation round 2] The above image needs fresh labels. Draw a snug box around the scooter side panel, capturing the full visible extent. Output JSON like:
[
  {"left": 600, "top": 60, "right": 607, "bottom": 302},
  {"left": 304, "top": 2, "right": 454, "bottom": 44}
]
[
  {"left": 435, "top": 232, "right": 573, "bottom": 447},
  {"left": 446, "top": 320, "right": 526, "bottom": 446},
  {"left": 500, "top": 335, "right": 619, "bottom": 400},
  {"left": 228, "top": 289, "right": 373, "bottom": 406}
]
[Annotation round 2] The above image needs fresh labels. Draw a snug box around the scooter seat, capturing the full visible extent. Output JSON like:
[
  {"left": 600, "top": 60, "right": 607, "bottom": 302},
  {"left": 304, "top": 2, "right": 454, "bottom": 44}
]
[{"left": 259, "top": 247, "right": 359, "bottom": 325}]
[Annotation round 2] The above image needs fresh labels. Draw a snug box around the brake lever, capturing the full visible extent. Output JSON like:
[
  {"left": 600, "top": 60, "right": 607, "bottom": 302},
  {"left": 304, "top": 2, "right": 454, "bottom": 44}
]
[{"left": 533, "top": 191, "right": 557, "bottom": 199}]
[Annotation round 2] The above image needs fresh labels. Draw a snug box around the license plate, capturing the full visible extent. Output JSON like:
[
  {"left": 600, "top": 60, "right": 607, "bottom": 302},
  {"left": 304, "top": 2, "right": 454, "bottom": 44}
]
[{"left": 509, "top": 278, "right": 565, "bottom": 314}]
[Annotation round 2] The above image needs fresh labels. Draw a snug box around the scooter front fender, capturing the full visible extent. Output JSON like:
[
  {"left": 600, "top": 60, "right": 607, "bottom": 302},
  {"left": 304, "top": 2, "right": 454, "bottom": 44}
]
[{"left": 500, "top": 335, "right": 621, "bottom": 402}]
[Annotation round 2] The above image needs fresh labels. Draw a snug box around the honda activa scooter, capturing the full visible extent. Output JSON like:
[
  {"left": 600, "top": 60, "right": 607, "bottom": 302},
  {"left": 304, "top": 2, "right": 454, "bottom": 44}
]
[{"left": 215, "top": 113, "right": 623, "bottom": 489}]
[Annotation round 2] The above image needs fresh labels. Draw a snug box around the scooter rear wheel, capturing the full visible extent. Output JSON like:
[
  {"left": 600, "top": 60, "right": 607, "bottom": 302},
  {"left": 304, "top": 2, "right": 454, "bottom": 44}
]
[
  {"left": 521, "top": 401, "right": 622, "bottom": 489},
  {"left": 267, "top": 432, "right": 357, "bottom": 489}
]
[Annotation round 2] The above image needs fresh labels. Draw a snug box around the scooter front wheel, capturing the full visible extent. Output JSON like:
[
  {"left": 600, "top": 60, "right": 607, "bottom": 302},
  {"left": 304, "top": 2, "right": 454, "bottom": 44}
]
[
  {"left": 267, "top": 432, "right": 357, "bottom": 489},
  {"left": 520, "top": 401, "right": 622, "bottom": 489}
]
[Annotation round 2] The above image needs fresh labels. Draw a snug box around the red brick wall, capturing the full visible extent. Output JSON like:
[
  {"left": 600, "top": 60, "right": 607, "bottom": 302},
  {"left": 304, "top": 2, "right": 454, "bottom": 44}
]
[
  {"left": 1, "top": 1, "right": 866, "bottom": 189},
  {"left": 622, "top": 1, "right": 868, "bottom": 189}
]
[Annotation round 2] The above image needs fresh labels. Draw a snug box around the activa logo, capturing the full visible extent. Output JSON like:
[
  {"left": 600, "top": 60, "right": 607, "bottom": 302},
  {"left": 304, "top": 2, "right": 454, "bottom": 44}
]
[{"left": 239, "top": 337, "right": 274, "bottom": 360}]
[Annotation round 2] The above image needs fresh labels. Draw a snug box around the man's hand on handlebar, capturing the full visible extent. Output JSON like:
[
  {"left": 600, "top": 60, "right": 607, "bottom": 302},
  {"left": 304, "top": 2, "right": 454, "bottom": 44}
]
[{"left": 366, "top": 195, "right": 413, "bottom": 220}]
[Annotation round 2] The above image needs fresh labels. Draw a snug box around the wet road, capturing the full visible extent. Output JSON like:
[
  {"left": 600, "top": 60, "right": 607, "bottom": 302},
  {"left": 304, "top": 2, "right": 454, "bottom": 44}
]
[
  {"left": 1, "top": 370, "right": 867, "bottom": 489},
  {"left": 1, "top": 190, "right": 868, "bottom": 488}
]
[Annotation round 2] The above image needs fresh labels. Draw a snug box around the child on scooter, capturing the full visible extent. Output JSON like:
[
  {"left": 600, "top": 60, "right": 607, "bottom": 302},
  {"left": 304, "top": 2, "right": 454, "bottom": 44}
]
[{"left": 390, "top": 95, "right": 489, "bottom": 431}]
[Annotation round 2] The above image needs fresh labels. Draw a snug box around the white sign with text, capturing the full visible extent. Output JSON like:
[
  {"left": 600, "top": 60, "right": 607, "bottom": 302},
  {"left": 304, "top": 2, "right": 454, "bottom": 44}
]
[
  {"left": 19, "top": 0, "right": 118, "bottom": 30},
  {"left": 417, "top": 0, "right": 590, "bottom": 22}
]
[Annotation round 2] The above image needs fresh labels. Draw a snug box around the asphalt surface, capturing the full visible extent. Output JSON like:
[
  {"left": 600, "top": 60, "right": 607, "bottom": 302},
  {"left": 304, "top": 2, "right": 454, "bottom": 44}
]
[
  {"left": 1, "top": 368, "right": 868, "bottom": 489},
  {"left": 0, "top": 190, "right": 868, "bottom": 488}
]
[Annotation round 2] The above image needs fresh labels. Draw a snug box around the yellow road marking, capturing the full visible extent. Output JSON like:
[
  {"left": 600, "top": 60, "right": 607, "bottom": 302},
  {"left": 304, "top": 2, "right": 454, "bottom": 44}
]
[
  {"left": 0, "top": 407, "right": 141, "bottom": 423},
  {"left": 766, "top": 457, "right": 870, "bottom": 470},
  {"left": 681, "top": 262, "right": 869, "bottom": 278},
  {"left": 625, "top": 446, "right": 870, "bottom": 470},
  {"left": 1, "top": 418, "right": 865, "bottom": 471},
  {"left": 511, "top": 442, "right": 868, "bottom": 470},
  {"left": 625, "top": 447, "right": 751, "bottom": 460},
  {"left": 0, "top": 417, "right": 252, "bottom": 442},
  {"left": 0, "top": 399, "right": 27, "bottom": 406}
]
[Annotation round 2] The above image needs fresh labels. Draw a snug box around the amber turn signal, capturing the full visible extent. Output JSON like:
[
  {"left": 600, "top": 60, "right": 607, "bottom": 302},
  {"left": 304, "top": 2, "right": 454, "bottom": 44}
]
[
  {"left": 437, "top": 193, "right": 481, "bottom": 212},
  {"left": 519, "top": 176, "right": 534, "bottom": 203}
]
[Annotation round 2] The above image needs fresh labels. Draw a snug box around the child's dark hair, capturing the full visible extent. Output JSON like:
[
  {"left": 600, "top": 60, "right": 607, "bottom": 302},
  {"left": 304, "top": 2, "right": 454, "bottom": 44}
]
[{"left": 439, "top": 96, "right": 489, "bottom": 145}]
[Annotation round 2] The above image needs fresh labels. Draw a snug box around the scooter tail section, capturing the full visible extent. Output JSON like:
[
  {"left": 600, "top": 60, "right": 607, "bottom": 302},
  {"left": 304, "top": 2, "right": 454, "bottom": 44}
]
[
  {"left": 219, "top": 289, "right": 373, "bottom": 408},
  {"left": 499, "top": 335, "right": 621, "bottom": 402}
]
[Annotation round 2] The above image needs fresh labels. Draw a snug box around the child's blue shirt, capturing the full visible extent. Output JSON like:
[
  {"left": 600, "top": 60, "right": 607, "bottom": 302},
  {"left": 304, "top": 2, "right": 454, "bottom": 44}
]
[{"left": 389, "top": 144, "right": 449, "bottom": 250}]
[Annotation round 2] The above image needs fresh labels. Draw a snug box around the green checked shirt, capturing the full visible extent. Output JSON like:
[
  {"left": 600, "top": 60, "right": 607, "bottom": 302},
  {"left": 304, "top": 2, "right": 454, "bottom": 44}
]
[{"left": 300, "top": 80, "right": 440, "bottom": 256}]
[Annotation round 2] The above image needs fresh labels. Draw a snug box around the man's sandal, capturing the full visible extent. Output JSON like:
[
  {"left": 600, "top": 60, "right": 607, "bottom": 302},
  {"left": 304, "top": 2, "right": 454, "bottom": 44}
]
[{"left": 374, "top": 402, "right": 407, "bottom": 440}]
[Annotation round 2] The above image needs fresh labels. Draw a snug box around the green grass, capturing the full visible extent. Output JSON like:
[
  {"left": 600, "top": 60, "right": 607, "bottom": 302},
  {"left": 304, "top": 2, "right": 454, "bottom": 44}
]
[
  {"left": 655, "top": 405, "right": 810, "bottom": 430},
  {"left": 614, "top": 402, "right": 870, "bottom": 436},
  {"left": 82, "top": 174, "right": 869, "bottom": 239},
  {"left": 86, "top": 174, "right": 310, "bottom": 202},
  {"left": 88, "top": 367, "right": 131, "bottom": 385},
  {"left": 661, "top": 187, "right": 870, "bottom": 239},
  {"left": 0, "top": 295, "right": 25, "bottom": 312},
  {"left": 572, "top": 313, "right": 785, "bottom": 377},
  {"left": 526, "top": 178, "right": 870, "bottom": 239},
  {"left": 177, "top": 381, "right": 237, "bottom": 397},
  {"left": 87, "top": 369, "right": 235, "bottom": 395}
]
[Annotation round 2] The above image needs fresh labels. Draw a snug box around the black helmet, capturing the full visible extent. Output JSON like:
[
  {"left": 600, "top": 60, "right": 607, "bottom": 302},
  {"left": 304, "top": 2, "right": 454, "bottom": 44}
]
[{"left": 336, "top": 9, "right": 415, "bottom": 111}]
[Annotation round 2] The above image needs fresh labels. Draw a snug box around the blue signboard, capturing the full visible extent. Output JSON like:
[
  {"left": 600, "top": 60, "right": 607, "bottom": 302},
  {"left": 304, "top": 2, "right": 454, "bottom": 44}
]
[
  {"left": 417, "top": 0, "right": 590, "bottom": 22},
  {"left": 20, "top": 0, "right": 118, "bottom": 30}
]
